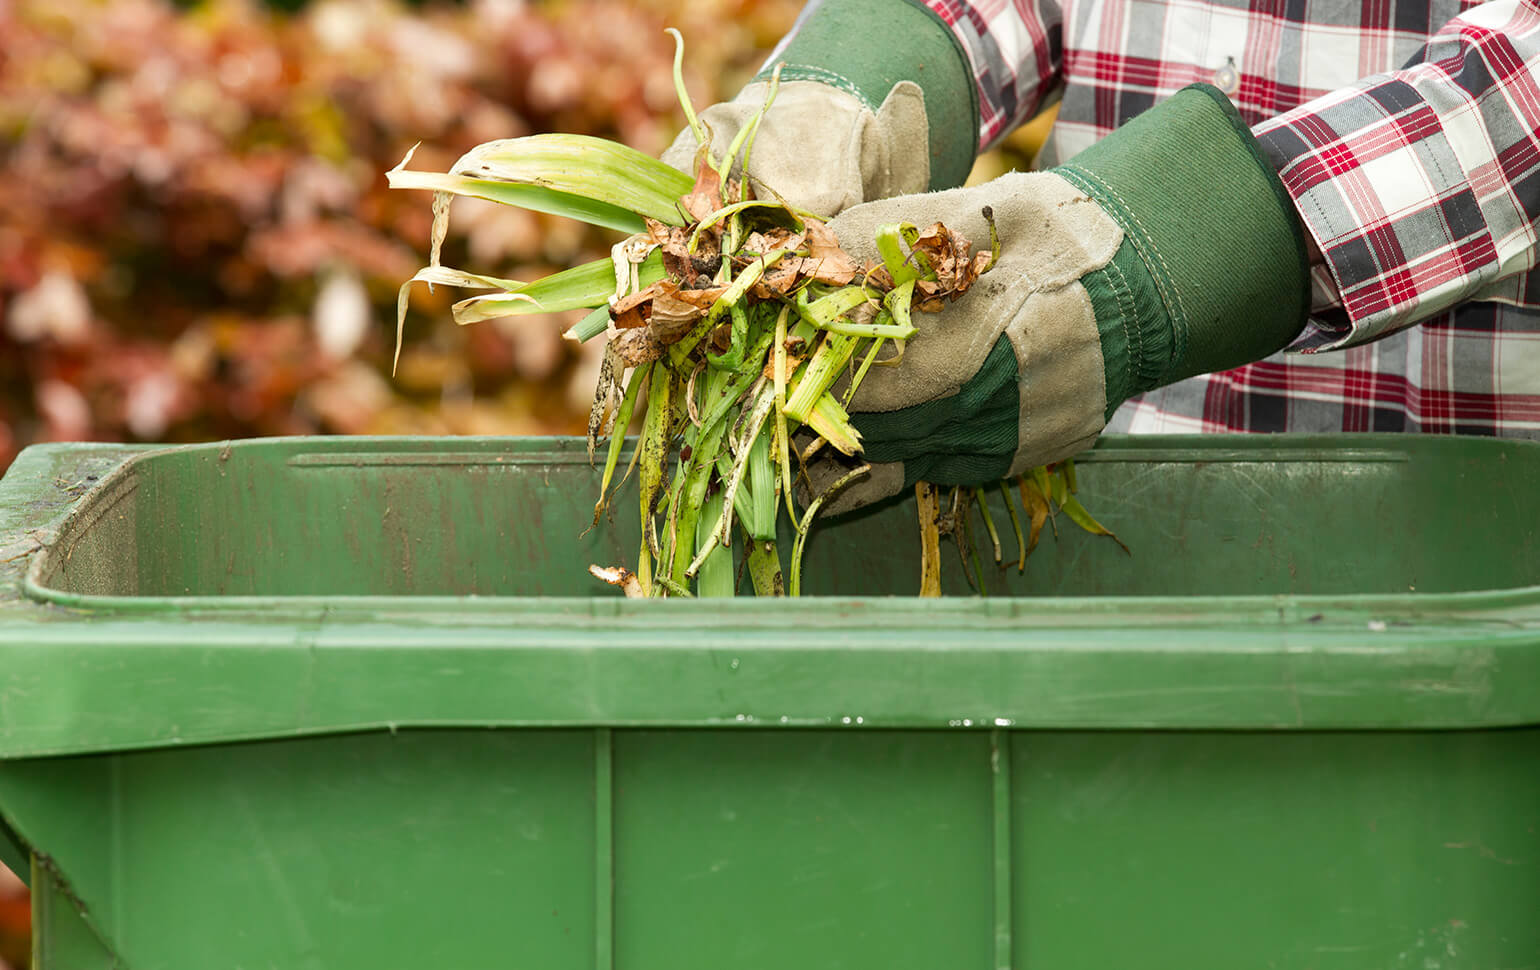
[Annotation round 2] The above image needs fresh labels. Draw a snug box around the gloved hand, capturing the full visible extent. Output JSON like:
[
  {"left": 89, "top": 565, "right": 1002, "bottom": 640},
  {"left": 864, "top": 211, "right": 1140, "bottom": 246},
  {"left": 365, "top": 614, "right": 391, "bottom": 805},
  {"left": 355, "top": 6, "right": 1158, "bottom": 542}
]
[
  {"left": 809, "top": 84, "right": 1313, "bottom": 511},
  {"left": 658, "top": 0, "right": 979, "bottom": 217},
  {"left": 660, "top": 79, "right": 931, "bottom": 218}
]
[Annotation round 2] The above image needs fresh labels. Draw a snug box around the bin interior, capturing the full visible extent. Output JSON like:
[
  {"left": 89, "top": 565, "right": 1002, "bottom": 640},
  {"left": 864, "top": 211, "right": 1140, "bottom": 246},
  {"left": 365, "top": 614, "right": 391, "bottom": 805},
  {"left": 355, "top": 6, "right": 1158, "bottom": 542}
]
[{"left": 27, "top": 435, "right": 1540, "bottom": 599}]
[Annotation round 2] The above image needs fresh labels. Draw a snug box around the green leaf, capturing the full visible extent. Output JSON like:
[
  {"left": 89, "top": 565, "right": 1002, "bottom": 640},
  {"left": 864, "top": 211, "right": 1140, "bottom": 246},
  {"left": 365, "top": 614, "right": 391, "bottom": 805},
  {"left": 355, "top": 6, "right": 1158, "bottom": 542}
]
[
  {"left": 796, "top": 285, "right": 870, "bottom": 328},
  {"left": 452, "top": 251, "right": 665, "bottom": 324},
  {"left": 785, "top": 333, "right": 858, "bottom": 423},
  {"left": 694, "top": 491, "right": 736, "bottom": 598},
  {"left": 451, "top": 133, "right": 694, "bottom": 225},
  {"left": 1060, "top": 494, "right": 1131, "bottom": 555},
  {"left": 804, "top": 393, "right": 862, "bottom": 457},
  {"left": 388, "top": 137, "right": 692, "bottom": 233},
  {"left": 746, "top": 426, "right": 777, "bottom": 542},
  {"left": 874, "top": 223, "right": 922, "bottom": 286},
  {"left": 389, "top": 165, "right": 648, "bottom": 235},
  {"left": 746, "top": 536, "right": 785, "bottom": 597}
]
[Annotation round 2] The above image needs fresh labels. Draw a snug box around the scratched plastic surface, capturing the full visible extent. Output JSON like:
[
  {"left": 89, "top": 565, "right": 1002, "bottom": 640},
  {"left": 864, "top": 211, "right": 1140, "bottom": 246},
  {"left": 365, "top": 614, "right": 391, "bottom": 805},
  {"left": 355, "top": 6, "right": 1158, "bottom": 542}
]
[
  {"left": 0, "top": 435, "right": 1535, "bottom": 970},
  {"left": 22, "top": 434, "right": 1540, "bottom": 598}
]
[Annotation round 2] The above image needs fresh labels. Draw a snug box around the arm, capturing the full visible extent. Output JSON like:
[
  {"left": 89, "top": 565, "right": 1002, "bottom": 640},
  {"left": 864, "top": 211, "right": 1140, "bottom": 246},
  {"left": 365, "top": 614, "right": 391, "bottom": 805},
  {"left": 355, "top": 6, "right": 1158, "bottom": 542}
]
[
  {"left": 1254, "top": 0, "right": 1540, "bottom": 351},
  {"left": 893, "top": 0, "right": 1066, "bottom": 155}
]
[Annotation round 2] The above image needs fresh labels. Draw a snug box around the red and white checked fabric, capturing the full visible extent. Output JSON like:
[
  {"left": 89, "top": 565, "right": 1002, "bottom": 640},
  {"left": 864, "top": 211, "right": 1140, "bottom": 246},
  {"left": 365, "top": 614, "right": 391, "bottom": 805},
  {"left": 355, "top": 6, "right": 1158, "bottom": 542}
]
[{"left": 839, "top": 0, "right": 1540, "bottom": 435}]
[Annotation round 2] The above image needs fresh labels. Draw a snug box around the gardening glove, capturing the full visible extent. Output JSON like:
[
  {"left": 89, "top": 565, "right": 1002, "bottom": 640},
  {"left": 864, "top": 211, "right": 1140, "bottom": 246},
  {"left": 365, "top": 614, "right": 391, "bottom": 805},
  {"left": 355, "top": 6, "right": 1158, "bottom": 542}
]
[
  {"left": 660, "top": 79, "right": 930, "bottom": 218},
  {"left": 809, "top": 84, "right": 1312, "bottom": 512},
  {"left": 659, "top": 0, "right": 979, "bottom": 216}
]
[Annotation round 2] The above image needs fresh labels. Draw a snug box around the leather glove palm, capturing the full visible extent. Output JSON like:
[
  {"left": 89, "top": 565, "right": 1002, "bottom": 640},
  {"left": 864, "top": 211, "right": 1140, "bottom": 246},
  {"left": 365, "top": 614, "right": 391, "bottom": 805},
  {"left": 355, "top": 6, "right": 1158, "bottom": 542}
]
[
  {"left": 660, "top": 80, "right": 930, "bottom": 218},
  {"left": 658, "top": 0, "right": 978, "bottom": 216}
]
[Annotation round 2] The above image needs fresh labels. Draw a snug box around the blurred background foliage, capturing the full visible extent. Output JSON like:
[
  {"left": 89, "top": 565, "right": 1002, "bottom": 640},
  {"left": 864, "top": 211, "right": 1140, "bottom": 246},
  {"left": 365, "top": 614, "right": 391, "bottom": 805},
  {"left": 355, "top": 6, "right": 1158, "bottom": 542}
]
[
  {"left": 0, "top": 0, "right": 813, "bottom": 474},
  {"left": 0, "top": 0, "right": 1046, "bottom": 960},
  {"left": 0, "top": 0, "right": 1045, "bottom": 474}
]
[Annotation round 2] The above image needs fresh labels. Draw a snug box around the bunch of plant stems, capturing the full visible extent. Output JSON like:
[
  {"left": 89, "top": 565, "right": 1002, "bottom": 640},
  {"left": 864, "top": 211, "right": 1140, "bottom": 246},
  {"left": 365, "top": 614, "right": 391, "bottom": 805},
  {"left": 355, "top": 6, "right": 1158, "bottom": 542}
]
[{"left": 390, "top": 30, "right": 1125, "bottom": 597}]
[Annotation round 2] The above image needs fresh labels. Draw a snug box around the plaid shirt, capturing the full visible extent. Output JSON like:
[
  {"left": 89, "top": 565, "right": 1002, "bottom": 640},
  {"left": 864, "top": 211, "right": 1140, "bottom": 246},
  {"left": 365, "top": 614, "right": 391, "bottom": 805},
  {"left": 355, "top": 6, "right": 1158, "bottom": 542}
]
[{"left": 877, "top": 0, "right": 1540, "bottom": 435}]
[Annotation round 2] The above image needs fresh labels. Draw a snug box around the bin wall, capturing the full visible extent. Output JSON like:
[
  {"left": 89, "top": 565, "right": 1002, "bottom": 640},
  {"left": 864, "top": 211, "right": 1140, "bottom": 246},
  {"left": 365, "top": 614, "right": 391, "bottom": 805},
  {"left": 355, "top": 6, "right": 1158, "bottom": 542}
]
[
  {"left": 31, "top": 437, "right": 1540, "bottom": 599},
  {"left": 6, "top": 726, "right": 1537, "bottom": 970}
]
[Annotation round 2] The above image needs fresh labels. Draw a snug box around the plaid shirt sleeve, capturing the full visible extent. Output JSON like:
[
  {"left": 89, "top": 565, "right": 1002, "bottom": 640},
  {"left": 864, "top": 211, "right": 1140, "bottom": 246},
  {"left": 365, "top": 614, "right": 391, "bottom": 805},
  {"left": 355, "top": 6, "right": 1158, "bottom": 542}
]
[
  {"left": 1252, "top": 0, "right": 1540, "bottom": 352},
  {"left": 915, "top": 0, "right": 1066, "bottom": 149}
]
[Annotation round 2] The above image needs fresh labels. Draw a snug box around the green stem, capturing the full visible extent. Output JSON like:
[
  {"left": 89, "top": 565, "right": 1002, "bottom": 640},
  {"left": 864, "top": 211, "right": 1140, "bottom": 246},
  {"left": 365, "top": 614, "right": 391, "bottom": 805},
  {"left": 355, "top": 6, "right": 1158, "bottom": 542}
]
[
  {"left": 638, "top": 363, "right": 675, "bottom": 587},
  {"left": 689, "top": 385, "right": 775, "bottom": 577},
  {"left": 772, "top": 306, "right": 797, "bottom": 523},
  {"left": 670, "top": 417, "right": 729, "bottom": 584},
  {"left": 666, "top": 28, "right": 708, "bottom": 153},
  {"left": 795, "top": 285, "right": 870, "bottom": 328},
  {"left": 844, "top": 336, "right": 884, "bottom": 408},
  {"left": 735, "top": 63, "right": 784, "bottom": 203},
  {"left": 784, "top": 333, "right": 859, "bottom": 423},
  {"left": 790, "top": 463, "right": 870, "bottom": 596},
  {"left": 959, "top": 491, "right": 987, "bottom": 597},
  {"left": 746, "top": 537, "right": 785, "bottom": 596},
  {"left": 1000, "top": 481, "right": 1026, "bottom": 574},
  {"left": 819, "top": 317, "right": 915, "bottom": 339},
  {"left": 746, "top": 425, "right": 776, "bottom": 542},
  {"left": 565, "top": 305, "right": 611, "bottom": 342},
  {"left": 695, "top": 491, "right": 736, "bottom": 597},
  {"left": 706, "top": 301, "right": 751, "bottom": 371},
  {"left": 976, "top": 487, "right": 1003, "bottom": 565}
]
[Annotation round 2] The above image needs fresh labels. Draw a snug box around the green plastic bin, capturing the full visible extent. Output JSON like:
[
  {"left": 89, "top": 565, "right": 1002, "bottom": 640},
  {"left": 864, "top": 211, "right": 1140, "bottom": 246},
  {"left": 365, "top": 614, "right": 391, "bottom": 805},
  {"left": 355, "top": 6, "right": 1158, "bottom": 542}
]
[{"left": 0, "top": 434, "right": 1536, "bottom": 970}]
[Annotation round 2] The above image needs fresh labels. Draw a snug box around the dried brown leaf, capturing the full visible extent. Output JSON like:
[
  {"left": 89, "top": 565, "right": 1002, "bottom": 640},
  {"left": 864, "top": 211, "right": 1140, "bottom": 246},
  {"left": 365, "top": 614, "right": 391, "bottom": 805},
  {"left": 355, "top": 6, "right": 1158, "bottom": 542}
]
[
  {"left": 1019, "top": 477, "right": 1050, "bottom": 555},
  {"left": 647, "top": 293, "right": 704, "bottom": 344},
  {"left": 908, "top": 222, "right": 989, "bottom": 304},
  {"left": 803, "top": 219, "right": 859, "bottom": 283},
  {"left": 612, "top": 279, "right": 673, "bottom": 316},
  {"left": 670, "top": 284, "right": 731, "bottom": 309},
  {"left": 650, "top": 218, "right": 721, "bottom": 287},
  {"left": 613, "top": 304, "right": 648, "bottom": 331},
  {"left": 681, "top": 164, "right": 724, "bottom": 224},
  {"left": 752, "top": 259, "right": 804, "bottom": 299},
  {"left": 802, "top": 256, "right": 858, "bottom": 286},
  {"left": 913, "top": 279, "right": 947, "bottom": 313},
  {"left": 611, "top": 327, "right": 663, "bottom": 366},
  {"left": 741, "top": 228, "right": 802, "bottom": 255}
]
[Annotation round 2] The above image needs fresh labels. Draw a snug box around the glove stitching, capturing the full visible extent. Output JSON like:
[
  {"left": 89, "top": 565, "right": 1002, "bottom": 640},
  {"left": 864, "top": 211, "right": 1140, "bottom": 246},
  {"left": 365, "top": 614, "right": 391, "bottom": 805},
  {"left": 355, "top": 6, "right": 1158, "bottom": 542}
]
[
  {"left": 1060, "top": 167, "right": 1191, "bottom": 372},
  {"left": 1102, "top": 255, "right": 1138, "bottom": 401},
  {"left": 771, "top": 65, "right": 873, "bottom": 111}
]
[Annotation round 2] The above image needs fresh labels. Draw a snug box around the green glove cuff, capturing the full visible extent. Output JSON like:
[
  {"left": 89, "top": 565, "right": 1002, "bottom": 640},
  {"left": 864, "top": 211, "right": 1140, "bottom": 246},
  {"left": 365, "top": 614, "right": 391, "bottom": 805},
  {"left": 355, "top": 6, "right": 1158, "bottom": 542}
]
[
  {"left": 1055, "top": 84, "right": 1311, "bottom": 405},
  {"left": 853, "top": 338, "right": 1019, "bottom": 487},
  {"left": 758, "top": 0, "right": 979, "bottom": 192}
]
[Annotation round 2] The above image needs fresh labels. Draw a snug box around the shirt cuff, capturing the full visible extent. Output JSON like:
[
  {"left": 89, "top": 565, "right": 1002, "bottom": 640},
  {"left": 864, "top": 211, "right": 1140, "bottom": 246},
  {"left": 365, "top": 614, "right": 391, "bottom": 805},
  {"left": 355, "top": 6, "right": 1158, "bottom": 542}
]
[{"left": 1251, "top": 78, "right": 1502, "bottom": 352}]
